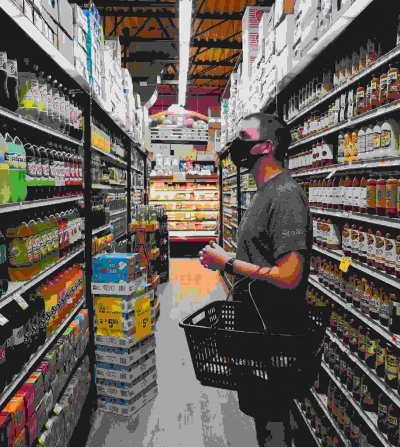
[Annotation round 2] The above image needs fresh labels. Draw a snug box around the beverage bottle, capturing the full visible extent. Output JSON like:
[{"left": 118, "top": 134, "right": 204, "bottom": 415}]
[
  {"left": 388, "top": 62, "right": 400, "bottom": 102},
  {"left": 366, "top": 37, "right": 381, "bottom": 66},
  {"left": 61, "top": 211, "right": 70, "bottom": 257},
  {"left": 342, "top": 223, "right": 351, "bottom": 256},
  {"left": 357, "top": 126, "right": 367, "bottom": 161},
  {"left": 0, "top": 311, "right": 13, "bottom": 392},
  {"left": 47, "top": 146, "right": 56, "bottom": 196},
  {"left": 352, "top": 365, "right": 362, "bottom": 402},
  {"left": 376, "top": 174, "right": 386, "bottom": 216},
  {"left": 361, "top": 281, "right": 371, "bottom": 315},
  {"left": 390, "top": 298, "right": 400, "bottom": 335},
  {"left": 27, "top": 216, "right": 41, "bottom": 277},
  {"left": 6, "top": 58, "right": 18, "bottom": 112},
  {"left": 387, "top": 404, "right": 400, "bottom": 446},
  {"left": 351, "top": 175, "right": 360, "bottom": 212},
  {"left": 367, "top": 228, "right": 376, "bottom": 267},
  {"left": 39, "top": 146, "right": 49, "bottom": 196},
  {"left": 51, "top": 80, "right": 60, "bottom": 131},
  {"left": 350, "top": 224, "right": 359, "bottom": 260},
  {"left": 397, "top": 14, "right": 400, "bottom": 46},
  {"left": 55, "top": 212, "right": 64, "bottom": 258},
  {"left": 58, "top": 149, "right": 66, "bottom": 194},
  {"left": 13, "top": 134, "right": 27, "bottom": 202},
  {"left": 338, "top": 176, "right": 344, "bottom": 210},
  {"left": 45, "top": 75, "right": 53, "bottom": 128},
  {"left": 378, "top": 393, "right": 389, "bottom": 434},
  {"left": 365, "top": 329, "right": 378, "bottom": 369},
  {"left": 365, "top": 82, "right": 372, "bottom": 113},
  {"left": 0, "top": 132, "right": 11, "bottom": 204},
  {"left": 63, "top": 87, "right": 70, "bottom": 136},
  {"left": 355, "top": 84, "right": 366, "bottom": 115},
  {"left": 24, "top": 142, "right": 37, "bottom": 201},
  {"left": 360, "top": 376, "right": 374, "bottom": 412},
  {"left": 386, "top": 172, "right": 398, "bottom": 217},
  {"left": 365, "top": 124, "right": 374, "bottom": 160},
  {"left": 69, "top": 97, "right": 75, "bottom": 139},
  {"left": 0, "top": 51, "right": 9, "bottom": 108},
  {"left": 372, "top": 120, "right": 383, "bottom": 159},
  {"left": 31, "top": 145, "right": 42, "bottom": 200},
  {"left": 358, "top": 324, "right": 366, "bottom": 360},
  {"left": 385, "top": 232, "right": 396, "bottom": 275},
  {"left": 3, "top": 130, "right": 19, "bottom": 203},
  {"left": 358, "top": 226, "right": 367, "bottom": 264},
  {"left": 37, "top": 71, "right": 48, "bottom": 125},
  {"left": 35, "top": 211, "right": 47, "bottom": 270},
  {"left": 366, "top": 175, "right": 376, "bottom": 214},
  {"left": 17, "top": 58, "right": 39, "bottom": 121},
  {"left": 76, "top": 103, "right": 83, "bottom": 141},
  {"left": 370, "top": 286, "right": 381, "bottom": 321},
  {"left": 370, "top": 73, "right": 380, "bottom": 109},
  {"left": 380, "top": 70, "right": 389, "bottom": 106},
  {"left": 58, "top": 84, "right": 66, "bottom": 134},
  {"left": 321, "top": 178, "right": 327, "bottom": 208},
  {"left": 43, "top": 213, "right": 54, "bottom": 265},
  {"left": 375, "top": 230, "right": 385, "bottom": 270},
  {"left": 379, "top": 292, "right": 390, "bottom": 327},
  {"left": 376, "top": 338, "right": 387, "bottom": 378},
  {"left": 49, "top": 212, "right": 60, "bottom": 261},
  {"left": 62, "top": 149, "right": 70, "bottom": 192},
  {"left": 353, "top": 279, "right": 364, "bottom": 309}
]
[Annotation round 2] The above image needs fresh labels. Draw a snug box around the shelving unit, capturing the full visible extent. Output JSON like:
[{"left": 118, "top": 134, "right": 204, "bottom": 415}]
[{"left": 294, "top": 399, "right": 323, "bottom": 447}]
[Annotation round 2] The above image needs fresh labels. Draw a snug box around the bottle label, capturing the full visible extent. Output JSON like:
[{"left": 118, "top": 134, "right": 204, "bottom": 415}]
[
  {"left": 26, "top": 157, "right": 37, "bottom": 184},
  {"left": 385, "top": 353, "right": 399, "bottom": 382},
  {"left": 53, "top": 229, "right": 59, "bottom": 251},
  {"left": 381, "top": 130, "right": 392, "bottom": 148},
  {"left": 366, "top": 338, "right": 377, "bottom": 359},
  {"left": 359, "top": 187, "right": 367, "bottom": 208},
  {"left": 49, "top": 160, "right": 56, "bottom": 181},
  {"left": 39, "top": 83, "right": 47, "bottom": 114},
  {"left": 352, "top": 187, "right": 360, "bottom": 208},
  {"left": 9, "top": 237, "right": 33, "bottom": 267},
  {"left": 367, "top": 234, "right": 376, "bottom": 258},
  {"left": 13, "top": 325, "right": 24, "bottom": 346},
  {"left": 20, "top": 79, "right": 39, "bottom": 110},
  {"left": 370, "top": 296, "right": 380, "bottom": 313},
  {"left": 351, "top": 230, "right": 359, "bottom": 252},
  {"left": 386, "top": 238, "right": 396, "bottom": 267},
  {"left": 376, "top": 236, "right": 385, "bottom": 261},
  {"left": 380, "top": 302, "right": 389, "bottom": 320},
  {"left": 357, "top": 135, "right": 366, "bottom": 154},
  {"left": 388, "top": 71, "right": 399, "bottom": 93},
  {"left": 372, "top": 132, "right": 381, "bottom": 149},
  {"left": 40, "top": 233, "right": 47, "bottom": 257}
]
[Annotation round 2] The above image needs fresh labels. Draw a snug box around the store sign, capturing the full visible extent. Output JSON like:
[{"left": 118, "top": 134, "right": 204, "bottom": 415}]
[
  {"left": 95, "top": 298, "right": 124, "bottom": 337},
  {"left": 135, "top": 297, "right": 152, "bottom": 341}
]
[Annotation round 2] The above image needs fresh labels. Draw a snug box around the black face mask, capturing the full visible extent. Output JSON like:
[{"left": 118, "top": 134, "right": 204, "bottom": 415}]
[{"left": 228, "top": 138, "right": 266, "bottom": 170}]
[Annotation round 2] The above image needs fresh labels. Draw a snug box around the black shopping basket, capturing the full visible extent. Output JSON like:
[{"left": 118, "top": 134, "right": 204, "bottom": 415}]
[{"left": 179, "top": 294, "right": 330, "bottom": 397}]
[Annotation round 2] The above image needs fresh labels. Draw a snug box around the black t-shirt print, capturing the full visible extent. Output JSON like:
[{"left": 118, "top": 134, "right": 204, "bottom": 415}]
[{"left": 234, "top": 171, "right": 313, "bottom": 335}]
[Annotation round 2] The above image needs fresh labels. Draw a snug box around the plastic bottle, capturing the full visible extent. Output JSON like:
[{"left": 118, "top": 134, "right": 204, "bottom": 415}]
[
  {"left": 385, "top": 232, "right": 396, "bottom": 275},
  {"left": 379, "top": 292, "right": 390, "bottom": 327},
  {"left": 51, "top": 80, "right": 60, "bottom": 131},
  {"left": 27, "top": 216, "right": 41, "bottom": 276},
  {"left": 55, "top": 212, "right": 64, "bottom": 259},
  {"left": 350, "top": 224, "right": 359, "bottom": 260},
  {"left": 63, "top": 87, "right": 70, "bottom": 136},
  {"left": 6, "top": 218, "right": 34, "bottom": 281},
  {"left": 356, "top": 84, "right": 366, "bottom": 115},
  {"left": 372, "top": 121, "right": 383, "bottom": 160},
  {"left": 365, "top": 82, "right": 372, "bottom": 113},
  {"left": 17, "top": 58, "right": 39, "bottom": 121},
  {"left": 37, "top": 71, "right": 48, "bottom": 125},
  {"left": 4, "top": 131, "right": 21, "bottom": 203},
  {"left": 376, "top": 173, "right": 387, "bottom": 217},
  {"left": 386, "top": 172, "right": 398, "bottom": 217},
  {"left": 36, "top": 212, "right": 47, "bottom": 271},
  {"left": 338, "top": 176, "right": 345, "bottom": 210},
  {"left": 32, "top": 145, "right": 42, "bottom": 199},
  {"left": 359, "top": 175, "right": 367, "bottom": 213},
  {"left": 380, "top": 117, "right": 400, "bottom": 158},
  {"left": 351, "top": 175, "right": 360, "bottom": 212},
  {"left": 39, "top": 146, "right": 49, "bottom": 194},
  {"left": 358, "top": 226, "right": 367, "bottom": 263},
  {"left": 366, "top": 37, "right": 381, "bottom": 66},
  {"left": 380, "top": 70, "right": 389, "bottom": 106},
  {"left": 375, "top": 230, "right": 386, "bottom": 270},
  {"left": 367, "top": 228, "right": 376, "bottom": 266},
  {"left": 370, "top": 73, "right": 380, "bottom": 109},
  {"left": 0, "top": 132, "right": 11, "bottom": 204},
  {"left": 47, "top": 146, "right": 56, "bottom": 195},
  {"left": 387, "top": 62, "right": 400, "bottom": 102},
  {"left": 58, "top": 84, "right": 66, "bottom": 134},
  {"left": 49, "top": 212, "right": 59, "bottom": 261},
  {"left": 6, "top": 58, "right": 18, "bottom": 112},
  {"left": 365, "top": 124, "right": 375, "bottom": 160},
  {"left": 342, "top": 223, "right": 351, "bottom": 257},
  {"left": 366, "top": 175, "right": 377, "bottom": 214},
  {"left": 337, "top": 132, "right": 345, "bottom": 164},
  {"left": 45, "top": 75, "right": 53, "bottom": 128},
  {"left": 24, "top": 142, "right": 37, "bottom": 201},
  {"left": 0, "top": 51, "right": 9, "bottom": 108}
]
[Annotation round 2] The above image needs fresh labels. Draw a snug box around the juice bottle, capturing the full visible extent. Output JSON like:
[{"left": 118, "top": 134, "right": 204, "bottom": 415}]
[
  {"left": 6, "top": 219, "right": 34, "bottom": 281},
  {"left": 385, "top": 232, "right": 396, "bottom": 275},
  {"left": 37, "top": 71, "right": 48, "bottom": 126},
  {"left": 33, "top": 145, "right": 42, "bottom": 199},
  {"left": 4, "top": 131, "right": 20, "bottom": 203},
  {"left": 352, "top": 175, "right": 360, "bottom": 212},
  {"left": 387, "top": 63, "right": 400, "bottom": 101},
  {"left": 43, "top": 214, "right": 54, "bottom": 266},
  {"left": 366, "top": 37, "right": 381, "bottom": 66},
  {"left": 350, "top": 224, "right": 359, "bottom": 260},
  {"left": 359, "top": 175, "right": 368, "bottom": 213},
  {"left": 350, "top": 129, "right": 358, "bottom": 162},
  {"left": 344, "top": 131, "right": 352, "bottom": 163},
  {"left": 16, "top": 58, "right": 39, "bottom": 121},
  {"left": 386, "top": 172, "right": 398, "bottom": 217},
  {"left": 344, "top": 175, "right": 353, "bottom": 211},
  {"left": 61, "top": 211, "right": 70, "bottom": 257},
  {"left": 27, "top": 216, "right": 40, "bottom": 277},
  {"left": 39, "top": 146, "right": 49, "bottom": 194},
  {"left": 55, "top": 212, "right": 63, "bottom": 257},
  {"left": 365, "top": 124, "right": 375, "bottom": 160},
  {"left": 49, "top": 212, "right": 59, "bottom": 261},
  {"left": 375, "top": 230, "right": 386, "bottom": 270},
  {"left": 372, "top": 121, "right": 383, "bottom": 159},
  {"left": 24, "top": 142, "right": 37, "bottom": 201},
  {"left": 396, "top": 235, "right": 400, "bottom": 279},
  {"left": 355, "top": 84, "right": 366, "bottom": 115},
  {"left": 338, "top": 176, "right": 345, "bottom": 210},
  {"left": 370, "top": 285, "right": 381, "bottom": 320},
  {"left": 380, "top": 70, "right": 389, "bottom": 106},
  {"left": 370, "top": 73, "right": 380, "bottom": 109},
  {"left": 342, "top": 223, "right": 351, "bottom": 257},
  {"left": 380, "top": 117, "right": 400, "bottom": 158},
  {"left": 36, "top": 212, "right": 47, "bottom": 270},
  {"left": 367, "top": 228, "right": 376, "bottom": 266},
  {"left": 0, "top": 132, "right": 11, "bottom": 204},
  {"left": 365, "top": 82, "right": 372, "bottom": 113},
  {"left": 366, "top": 175, "right": 377, "bottom": 214},
  {"left": 376, "top": 174, "right": 386, "bottom": 216},
  {"left": 337, "top": 132, "right": 345, "bottom": 165},
  {"left": 358, "top": 226, "right": 367, "bottom": 263}
]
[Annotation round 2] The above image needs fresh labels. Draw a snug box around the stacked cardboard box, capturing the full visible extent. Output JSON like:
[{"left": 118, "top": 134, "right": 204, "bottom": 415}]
[
  {"left": 84, "top": 5, "right": 102, "bottom": 97},
  {"left": 72, "top": 3, "right": 89, "bottom": 82},
  {"left": 91, "top": 253, "right": 158, "bottom": 417}
]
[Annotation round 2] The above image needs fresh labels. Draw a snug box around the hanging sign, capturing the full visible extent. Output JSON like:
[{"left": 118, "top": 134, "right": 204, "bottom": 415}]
[{"left": 135, "top": 296, "right": 152, "bottom": 341}]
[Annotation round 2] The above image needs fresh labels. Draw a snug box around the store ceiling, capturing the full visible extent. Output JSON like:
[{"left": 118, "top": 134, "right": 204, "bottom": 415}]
[{"left": 98, "top": 0, "right": 273, "bottom": 99}]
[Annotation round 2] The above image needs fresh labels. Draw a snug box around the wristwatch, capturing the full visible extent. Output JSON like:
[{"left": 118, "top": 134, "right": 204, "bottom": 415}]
[{"left": 224, "top": 257, "right": 236, "bottom": 275}]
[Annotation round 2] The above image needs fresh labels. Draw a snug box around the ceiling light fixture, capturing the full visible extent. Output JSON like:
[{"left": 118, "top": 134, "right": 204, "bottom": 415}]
[{"left": 178, "top": 0, "right": 193, "bottom": 107}]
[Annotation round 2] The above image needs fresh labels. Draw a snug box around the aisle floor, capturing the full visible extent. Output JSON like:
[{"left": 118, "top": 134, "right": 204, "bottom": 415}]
[{"left": 85, "top": 258, "right": 259, "bottom": 447}]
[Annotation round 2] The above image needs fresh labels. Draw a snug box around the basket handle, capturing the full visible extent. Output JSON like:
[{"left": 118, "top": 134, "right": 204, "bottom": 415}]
[{"left": 211, "top": 268, "right": 268, "bottom": 333}]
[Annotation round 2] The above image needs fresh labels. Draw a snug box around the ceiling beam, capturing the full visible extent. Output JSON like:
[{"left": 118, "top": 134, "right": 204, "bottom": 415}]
[
  {"left": 192, "top": 39, "right": 241, "bottom": 49},
  {"left": 96, "top": 1, "right": 175, "bottom": 8},
  {"left": 98, "top": 9, "right": 242, "bottom": 20},
  {"left": 190, "top": 74, "right": 232, "bottom": 80},
  {"left": 192, "top": 60, "right": 235, "bottom": 67}
]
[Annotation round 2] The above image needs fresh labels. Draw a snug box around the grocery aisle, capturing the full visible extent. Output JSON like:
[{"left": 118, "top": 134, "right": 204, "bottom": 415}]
[{"left": 85, "top": 258, "right": 259, "bottom": 447}]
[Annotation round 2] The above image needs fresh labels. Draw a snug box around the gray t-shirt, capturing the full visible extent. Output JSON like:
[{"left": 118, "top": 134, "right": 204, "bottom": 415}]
[{"left": 233, "top": 171, "right": 312, "bottom": 334}]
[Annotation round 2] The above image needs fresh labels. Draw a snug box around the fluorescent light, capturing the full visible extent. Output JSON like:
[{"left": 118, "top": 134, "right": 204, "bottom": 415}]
[{"left": 178, "top": 0, "right": 193, "bottom": 106}]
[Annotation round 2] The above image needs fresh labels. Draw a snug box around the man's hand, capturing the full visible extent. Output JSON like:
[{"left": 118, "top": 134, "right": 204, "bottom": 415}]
[{"left": 198, "top": 241, "right": 231, "bottom": 271}]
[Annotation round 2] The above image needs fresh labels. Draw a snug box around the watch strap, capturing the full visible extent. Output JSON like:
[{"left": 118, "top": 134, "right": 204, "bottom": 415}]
[{"left": 224, "top": 257, "right": 236, "bottom": 275}]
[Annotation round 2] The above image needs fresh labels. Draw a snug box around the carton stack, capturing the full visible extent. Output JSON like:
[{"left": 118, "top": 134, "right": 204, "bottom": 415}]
[
  {"left": 293, "top": 0, "right": 319, "bottom": 64},
  {"left": 105, "top": 37, "right": 125, "bottom": 126},
  {"left": 84, "top": 5, "right": 103, "bottom": 98},
  {"left": 101, "top": 45, "right": 114, "bottom": 112},
  {"left": 72, "top": 3, "right": 89, "bottom": 83},
  {"left": 57, "top": 0, "right": 74, "bottom": 65},
  {"left": 122, "top": 68, "right": 135, "bottom": 135},
  {"left": 91, "top": 253, "right": 158, "bottom": 417},
  {"left": 275, "top": 2, "right": 296, "bottom": 84}
]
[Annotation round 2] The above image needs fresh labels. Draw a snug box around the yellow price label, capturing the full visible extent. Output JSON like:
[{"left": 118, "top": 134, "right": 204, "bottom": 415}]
[
  {"left": 339, "top": 256, "right": 352, "bottom": 273},
  {"left": 135, "top": 297, "right": 152, "bottom": 341},
  {"left": 95, "top": 298, "right": 124, "bottom": 337}
]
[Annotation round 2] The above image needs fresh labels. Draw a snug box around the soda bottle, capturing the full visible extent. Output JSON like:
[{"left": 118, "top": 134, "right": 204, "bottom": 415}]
[
  {"left": 0, "top": 51, "right": 9, "bottom": 108},
  {"left": 4, "top": 130, "right": 20, "bottom": 203},
  {"left": 49, "top": 212, "right": 59, "bottom": 261},
  {"left": 58, "top": 84, "right": 66, "bottom": 134},
  {"left": 59, "top": 150, "right": 66, "bottom": 194},
  {"left": 63, "top": 87, "right": 70, "bottom": 136},
  {"left": 35, "top": 211, "right": 47, "bottom": 270},
  {"left": 37, "top": 71, "right": 48, "bottom": 125},
  {"left": 24, "top": 142, "right": 37, "bottom": 201},
  {"left": 0, "top": 132, "right": 11, "bottom": 204},
  {"left": 39, "top": 146, "right": 49, "bottom": 195},
  {"left": 47, "top": 145, "right": 56, "bottom": 196},
  {"left": 17, "top": 58, "right": 39, "bottom": 121},
  {"left": 30, "top": 293, "right": 46, "bottom": 346},
  {"left": 45, "top": 75, "right": 53, "bottom": 128},
  {"left": 51, "top": 79, "right": 60, "bottom": 131},
  {"left": 43, "top": 213, "right": 54, "bottom": 265},
  {"left": 55, "top": 212, "right": 64, "bottom": 258},
  {"left": 6, "top": 59, "right": 18, "bottom": 112},
  {"left": 27, "top": 216, "right": 41, "bottom": 277},
  {"left": 33, "top": 145, "right": 42, "bottom": 199},
  {"left": 378, "top": 393, "right": 389, "bottom": 434},
  {"left": 0, "top": 231, "right": 8, "bottom": 297},
  {"left": 0, "top": 311, "right": 12, "bottom": 393},
  {"left": 14, "top": 134, "right": 27, "bottom": 201}
]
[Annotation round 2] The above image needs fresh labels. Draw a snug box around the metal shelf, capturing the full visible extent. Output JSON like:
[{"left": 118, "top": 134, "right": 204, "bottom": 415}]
[
  {"left": 261, "top": 0, "right": 375, "bottom": 113},
  {"left": 293, "top": 399, "right": 322, "bottom": 447},
  {"left": 224, "top": 223, "right": 232, "bottom": 230},
  {"left": 322, "top": 362, "right": 395, "bottom": 447},
  {"left": 308, "top": 276, "right": 400, "bottom": 349},
  {"left": 310, "top": 207, "right": 400, "bottom": 230},
  {"left": 92, "top": 146, "right": 128, "bottom": 167},
  {"left": 327, "top": 329, "right": 400, "bottom": 409},
  {"left": 223, "top": 239, "right": 233, "bottom": 248},
  {"left": 110, "top": 209, "right": 127, "bottom": 217},
  {"left": 0, "top": 195, "right": 83, "bottom": 214},
  {"left": 0, "top": 297, "right": 85, "bottom": 408},
  {"left": 312, "top": 244, "right": 400, "bottom": 290},
  {"left": 232, "top": 241, "right": 237, "bottom": 249},
  {"left": 222, "top": 172, "right": 238, "bottom": 180},
  {"left": 0, "top": 246, "right": 84, "bottom": 308},
  {"left": 289, "top": 98, "right": 400, "bottom": 151},
  {"left": 92, "top": 224, "right": 111, "bottom": 235}
]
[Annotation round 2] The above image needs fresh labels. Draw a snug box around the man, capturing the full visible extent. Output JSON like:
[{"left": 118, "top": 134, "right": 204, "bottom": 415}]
[{"left": 199, "top": 113, "right": 313, "bottom": 447}]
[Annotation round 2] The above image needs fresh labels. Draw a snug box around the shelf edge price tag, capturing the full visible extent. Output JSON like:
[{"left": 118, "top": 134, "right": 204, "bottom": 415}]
[
  {"left": 13, "top": 294, "right": 29, "bottom": 310},
  {"left": 339, "top": 256, "right": 352, "bottom": 273}
]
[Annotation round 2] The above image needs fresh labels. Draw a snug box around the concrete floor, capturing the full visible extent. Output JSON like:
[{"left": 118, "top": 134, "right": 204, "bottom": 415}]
[{"left": 85, "top": 258, "right": 259, "bottom": 447}]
